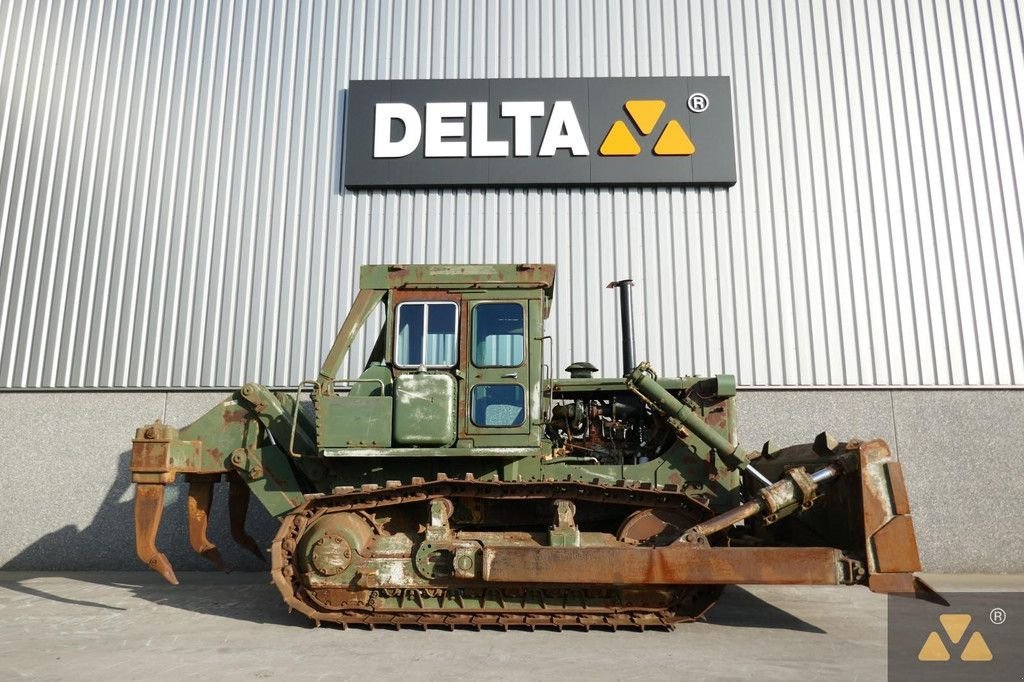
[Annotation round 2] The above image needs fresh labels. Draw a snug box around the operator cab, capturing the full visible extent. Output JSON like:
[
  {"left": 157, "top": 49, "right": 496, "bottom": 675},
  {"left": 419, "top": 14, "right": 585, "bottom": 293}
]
[
  {"left": 316, "top": 264, "right": 554, "bottom": 453},
  {"left": 386, "top": 290, "right": 536, "bottom": 448}
]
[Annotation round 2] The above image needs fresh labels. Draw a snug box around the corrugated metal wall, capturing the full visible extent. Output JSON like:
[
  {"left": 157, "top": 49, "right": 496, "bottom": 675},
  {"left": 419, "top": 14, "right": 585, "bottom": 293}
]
[{"left": 1, "top": 0, "right": 1022, "bottom": 389}]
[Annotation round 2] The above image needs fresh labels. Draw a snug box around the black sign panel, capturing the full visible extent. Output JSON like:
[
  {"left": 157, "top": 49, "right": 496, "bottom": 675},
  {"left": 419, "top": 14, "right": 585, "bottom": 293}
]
[
  {"left": 888, "top": 592, "right": 1020, "bottom": 682},
  {"left": 343, "top": 77, "right": 736, "bottom": 189}
]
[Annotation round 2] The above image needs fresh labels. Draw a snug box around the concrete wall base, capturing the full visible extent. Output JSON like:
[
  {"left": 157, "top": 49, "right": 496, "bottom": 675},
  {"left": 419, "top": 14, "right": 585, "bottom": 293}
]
[{"left": 1, "top": 390, "right": 1018, "bottom": 573}]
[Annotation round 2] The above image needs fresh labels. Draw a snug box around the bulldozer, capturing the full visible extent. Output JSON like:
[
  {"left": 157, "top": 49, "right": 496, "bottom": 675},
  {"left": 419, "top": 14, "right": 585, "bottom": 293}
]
[{"left": 130, "top": 264, "right": 939, "bottom": 629}]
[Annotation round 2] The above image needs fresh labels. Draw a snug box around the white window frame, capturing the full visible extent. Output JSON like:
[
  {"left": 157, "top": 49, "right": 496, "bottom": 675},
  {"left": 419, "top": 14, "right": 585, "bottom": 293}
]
[{"left": 393, "top": 300, "right": 460, "bottom": 369}]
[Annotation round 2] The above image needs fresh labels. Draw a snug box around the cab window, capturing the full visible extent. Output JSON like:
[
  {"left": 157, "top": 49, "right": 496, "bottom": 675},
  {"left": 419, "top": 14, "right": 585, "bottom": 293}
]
[
  {"left": 394, "top": 302, "right": 458, "bottom": 368},
  {"left": 472, "top": 302, "right": 524, "bottom": 367},
  {"left": 471, "top": 384, "right": 526, "bottom": 427}
]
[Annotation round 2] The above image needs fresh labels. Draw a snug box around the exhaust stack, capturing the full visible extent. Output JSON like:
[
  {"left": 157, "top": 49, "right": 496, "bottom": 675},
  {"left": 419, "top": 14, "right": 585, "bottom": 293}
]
[{"left": 607, "top": 279, "right": 636, "bottom": 376}]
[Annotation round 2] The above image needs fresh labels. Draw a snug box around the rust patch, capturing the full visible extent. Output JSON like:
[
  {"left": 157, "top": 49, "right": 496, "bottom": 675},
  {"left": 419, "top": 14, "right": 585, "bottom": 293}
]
[
  {"left": 130, "top": 440, "right": 170, "bottom": 474},
  {"left": 872, "top": 515, "right": 922, "bottom": 573},
  {"left": 868, "top": 572, "right": 916, "bottom": 594},
  {"left": 859, "top": 439, "right": 895, "bottom": 537},
  {"left": 480, "top": 545, "right": 843, "bottom": 585},
  {"left": 134, "top": 484, "right": 178, "bottom": 585},
  {"left": 222, "top": 408, "right": 249, "bottom": 425}
]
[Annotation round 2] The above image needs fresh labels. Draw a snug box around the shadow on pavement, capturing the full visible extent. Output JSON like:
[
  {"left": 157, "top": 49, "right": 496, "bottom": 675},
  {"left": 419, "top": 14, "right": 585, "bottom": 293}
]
[
  {"left": 0, "top": 572, "right": 308, "bottom": 627},
  {"left": 706, "top": 587, "right": 827, "bottom": 633},
  {"left": 0, "top": 578, "right": 126, "bottom": 611},
  {"left": 126, "top": 574, "right": 308, "bottom": 627}
]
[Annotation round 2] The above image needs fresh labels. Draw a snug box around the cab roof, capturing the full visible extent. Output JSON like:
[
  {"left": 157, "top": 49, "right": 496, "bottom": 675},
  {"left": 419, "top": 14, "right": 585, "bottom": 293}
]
[{"left": 360, "top": 264, "right": 555, "bottom": 293}]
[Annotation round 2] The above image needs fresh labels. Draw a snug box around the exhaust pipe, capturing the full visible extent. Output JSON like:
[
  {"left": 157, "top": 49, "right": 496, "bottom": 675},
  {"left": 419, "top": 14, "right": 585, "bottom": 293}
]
[{"left": 607, "top": 279, "right": 635, "bottom": 376}]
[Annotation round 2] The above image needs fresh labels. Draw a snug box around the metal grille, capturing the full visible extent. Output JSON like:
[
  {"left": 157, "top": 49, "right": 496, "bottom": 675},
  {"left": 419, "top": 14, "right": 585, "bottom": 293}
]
[{"left": 1, "top": 0, "right": 1022, "bottom": 388}]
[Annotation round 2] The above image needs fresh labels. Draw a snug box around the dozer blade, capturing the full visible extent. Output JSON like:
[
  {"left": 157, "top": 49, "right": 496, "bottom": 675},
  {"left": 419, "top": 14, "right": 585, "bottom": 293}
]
[
  {"left": 738, "top": 437, "right": 945, "bottom": 603},
  {"left": 134, "top": 483, "right": 179, "bottom": 585},
  {"left": 185, "top": 474, "right": 228, "bottom": 572},
  {"left": 855, "top": 440, "right": 947, "bottom": 605},
  {"left": 228, "top": 473, "right": 265, "bottom": 562}
]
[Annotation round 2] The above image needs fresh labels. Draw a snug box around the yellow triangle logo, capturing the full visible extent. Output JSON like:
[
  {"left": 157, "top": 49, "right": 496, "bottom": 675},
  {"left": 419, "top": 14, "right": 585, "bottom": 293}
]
[
  {"left": 653, "top": 119, "right": 695, "bottom": 155},
  {"left": 939, "top": 614, "right": 971, "bottom": 644},
  {"left": 624, "top": 100, "right": 665, "bottom": 135},
  {"left": 917, "top": 631, "right": 950, "bottom": 661},
  {"left": 917, "top": 614, "right": 994, "bottom": 663},
  {"left": 960, "top": 632, "right": 993, "bottom": 661},
  {"left": 599, "top": 120, "right": 641, "bottom": 156}
]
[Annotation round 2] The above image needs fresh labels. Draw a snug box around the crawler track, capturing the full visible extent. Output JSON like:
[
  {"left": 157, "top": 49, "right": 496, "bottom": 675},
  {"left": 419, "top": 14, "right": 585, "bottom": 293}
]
[{"left": 270, "top": 477, "right": 723, "bottom": 630}]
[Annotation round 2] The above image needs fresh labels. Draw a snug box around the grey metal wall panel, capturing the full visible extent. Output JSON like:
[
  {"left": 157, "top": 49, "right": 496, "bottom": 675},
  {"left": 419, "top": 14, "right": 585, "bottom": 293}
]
[{"left": 1, "top": 0, "right": 1022, "bottom": 389}]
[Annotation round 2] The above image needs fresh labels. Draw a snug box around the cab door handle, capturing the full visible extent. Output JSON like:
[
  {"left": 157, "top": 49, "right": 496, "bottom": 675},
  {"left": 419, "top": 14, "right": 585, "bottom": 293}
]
[{"left": 502, "top": 372, "right": 518, "bottom": 379}]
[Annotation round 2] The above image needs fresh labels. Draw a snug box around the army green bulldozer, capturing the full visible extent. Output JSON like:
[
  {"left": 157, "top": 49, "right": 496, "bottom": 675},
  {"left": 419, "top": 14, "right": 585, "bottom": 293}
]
[{"left": 130, "top": 264, "right": 938, "bottom": 629}]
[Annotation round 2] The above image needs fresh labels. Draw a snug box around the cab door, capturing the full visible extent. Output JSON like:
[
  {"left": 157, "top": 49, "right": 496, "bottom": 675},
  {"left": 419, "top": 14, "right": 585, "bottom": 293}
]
[
  {"left": 389, "top": 296, "right": 461, "bottom": 447},
  {"left": 463, "top": 298, "right": 532, "bottom": 442}
]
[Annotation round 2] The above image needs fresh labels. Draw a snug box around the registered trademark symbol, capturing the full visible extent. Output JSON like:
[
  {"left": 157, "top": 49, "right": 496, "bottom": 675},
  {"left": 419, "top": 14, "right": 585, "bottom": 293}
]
[
  {"left": 990, "top": 607, "right": 1006, "bottom": 624},
  {"left": 687, "top": 93, "right": 709, "bottom": 113}
]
